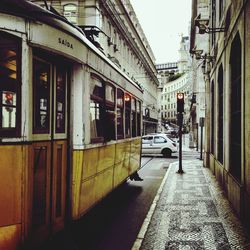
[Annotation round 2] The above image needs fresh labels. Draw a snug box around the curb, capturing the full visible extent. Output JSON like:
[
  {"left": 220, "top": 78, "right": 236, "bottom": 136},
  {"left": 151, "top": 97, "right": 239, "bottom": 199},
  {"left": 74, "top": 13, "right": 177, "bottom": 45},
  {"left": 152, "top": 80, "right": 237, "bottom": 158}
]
[{"left": 131, "top": 161, "right": 175, "bottom": 250}]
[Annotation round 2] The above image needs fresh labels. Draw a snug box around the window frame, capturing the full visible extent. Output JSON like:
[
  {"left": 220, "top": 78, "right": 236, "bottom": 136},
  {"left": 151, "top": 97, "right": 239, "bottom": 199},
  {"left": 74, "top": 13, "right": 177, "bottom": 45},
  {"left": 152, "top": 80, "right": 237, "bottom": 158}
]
[
  {"left": 154, "top": 136, "right": 167, "bottom": 144},
  {"left": 90, "top": 75, "right": 105, "bottom": 143},
  {"left": 104, "top": 82, "right": 116, "bottom": 141},
  {"left": 136, "top": 100, "right": 141, "bottom": 136},
  {"left": 63, "top": 3, "right": 78, "bottom": 24},
  {"left": 33, "top": 58, "right": 51, "bottom": 134},
  {"left": 116, "top": 88, "right": 124, "bottom": 140},
  {"left": 55, "top": 66, "right": 67, "bottom": 134},
  {"left": 142, "top": 136, "right": 153, "bottom": 144},
  {"left": 131, "top": 97, "right": 137, "bottom": 137},
  {"left": 0, "top": 32, "right": 21, "bottom": 138},
  {"left": 124, "top": 92, "right": 131, "bottom": 138}
]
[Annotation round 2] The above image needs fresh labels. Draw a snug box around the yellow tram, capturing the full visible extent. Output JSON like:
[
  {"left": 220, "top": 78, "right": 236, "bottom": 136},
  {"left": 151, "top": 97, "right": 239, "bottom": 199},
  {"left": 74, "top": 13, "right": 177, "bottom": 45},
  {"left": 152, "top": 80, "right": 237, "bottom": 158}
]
[{"left": 0, "top": 1, "right": 143, "bottom": 249}]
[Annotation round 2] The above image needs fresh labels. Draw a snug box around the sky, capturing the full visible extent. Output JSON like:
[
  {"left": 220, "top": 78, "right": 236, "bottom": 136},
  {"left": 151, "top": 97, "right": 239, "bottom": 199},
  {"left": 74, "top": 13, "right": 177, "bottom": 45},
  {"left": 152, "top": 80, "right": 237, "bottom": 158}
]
[{"left": 130, "top": 0, "right": 192, "bottom": 64}]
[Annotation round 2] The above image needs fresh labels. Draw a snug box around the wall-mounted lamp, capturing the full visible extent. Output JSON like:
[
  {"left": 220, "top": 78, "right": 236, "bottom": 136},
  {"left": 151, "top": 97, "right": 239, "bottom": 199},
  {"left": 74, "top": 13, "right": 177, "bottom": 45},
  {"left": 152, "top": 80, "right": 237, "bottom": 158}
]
[
  {"left": 191, "top": 48, "right": 215, "bottom": 62},
  {"left": 191, "top": 48, "right": 203, "bottom": 60},
  {"left": 191, "top": 49, "right": 214, "bottom": 75},
  {"left": 194, "top": 14, "right": 225, "bottom": 34}
]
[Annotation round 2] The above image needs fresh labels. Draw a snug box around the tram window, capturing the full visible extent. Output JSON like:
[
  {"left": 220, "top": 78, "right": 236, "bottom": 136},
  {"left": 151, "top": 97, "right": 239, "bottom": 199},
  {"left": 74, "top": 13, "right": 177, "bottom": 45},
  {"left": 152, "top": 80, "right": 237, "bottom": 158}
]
[
  {"left": 117, "top": 88, "right": 124, "bottom": 139},
  {"left": 104, "top": 84, "right": 115, "bottom": 141},
  {"left": 136, "top": 100, "right": 141, "bottom": 136},
  {"left": 131, "top": 97, "right": 136, "bottom": 137},
  {"left": 90, "top": 77, "right": 105, "bottom": 143},
  {"left": 33, "top": 59, "right": 50, "bottom": 133},
  {"left": 55, "top": 67, "right": 66, "bottom": 133},
  {"left": 0, "top": 34, "right": 20, "bottom": 137},
  {"left": 125, "top": 93, "right": 131, "bottom": 138}
]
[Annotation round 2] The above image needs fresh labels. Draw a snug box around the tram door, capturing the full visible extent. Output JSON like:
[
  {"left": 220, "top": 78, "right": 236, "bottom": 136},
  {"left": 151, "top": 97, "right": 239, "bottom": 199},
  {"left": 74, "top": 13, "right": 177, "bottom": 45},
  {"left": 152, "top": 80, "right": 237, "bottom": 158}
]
[{"left": 31, "top": 57, "right": 69, "bottom": 241}]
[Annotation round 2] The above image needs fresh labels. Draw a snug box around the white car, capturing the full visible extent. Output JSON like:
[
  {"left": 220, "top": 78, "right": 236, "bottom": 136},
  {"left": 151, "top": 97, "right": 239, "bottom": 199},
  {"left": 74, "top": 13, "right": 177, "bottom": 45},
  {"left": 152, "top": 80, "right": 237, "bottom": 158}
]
[{"left": 141, "top": 133, "right": 178, "bottom": 157}]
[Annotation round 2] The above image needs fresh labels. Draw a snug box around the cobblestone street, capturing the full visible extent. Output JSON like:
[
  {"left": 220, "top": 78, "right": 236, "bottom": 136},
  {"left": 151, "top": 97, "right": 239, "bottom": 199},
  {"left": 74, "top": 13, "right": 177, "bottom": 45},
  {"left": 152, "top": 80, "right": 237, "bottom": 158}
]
[{"left": 134, "top": 160, "right": 250, "bottom": 250}]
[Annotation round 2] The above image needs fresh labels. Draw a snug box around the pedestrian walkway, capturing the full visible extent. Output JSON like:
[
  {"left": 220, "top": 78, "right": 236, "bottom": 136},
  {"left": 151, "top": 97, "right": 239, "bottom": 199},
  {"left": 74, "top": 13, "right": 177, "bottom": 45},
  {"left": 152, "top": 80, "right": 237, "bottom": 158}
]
[{"left": 133, "top": 160, "right": 250, "bottom": 250}]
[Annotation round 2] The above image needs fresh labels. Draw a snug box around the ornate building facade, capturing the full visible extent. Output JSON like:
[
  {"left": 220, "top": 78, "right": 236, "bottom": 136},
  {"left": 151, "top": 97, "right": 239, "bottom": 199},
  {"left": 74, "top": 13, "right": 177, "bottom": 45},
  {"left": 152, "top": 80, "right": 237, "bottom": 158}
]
[
  {"left": 31, "top": 0, "right": 159, "bottom": 134},
  {"left": 157, "top": 36, "right": 192, "bottom": 132}
]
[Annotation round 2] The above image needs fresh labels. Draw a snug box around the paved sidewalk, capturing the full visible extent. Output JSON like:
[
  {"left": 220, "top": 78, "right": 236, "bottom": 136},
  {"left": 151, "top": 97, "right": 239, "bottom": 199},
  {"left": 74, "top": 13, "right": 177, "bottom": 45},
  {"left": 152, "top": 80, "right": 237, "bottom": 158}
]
[{"left": 133, "top": 160, "right": 250, "bottom": 250}]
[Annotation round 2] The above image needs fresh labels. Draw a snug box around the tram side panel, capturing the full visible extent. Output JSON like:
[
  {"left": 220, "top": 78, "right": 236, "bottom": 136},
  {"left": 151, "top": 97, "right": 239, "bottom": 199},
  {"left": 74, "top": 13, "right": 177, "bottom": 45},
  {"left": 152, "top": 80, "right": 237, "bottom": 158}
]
[
  {"left": 70, "top": 64, "right": 142, "bottom": 219},
  {"left": 0, "top": 145, "right": 26, "bottom": 250}
]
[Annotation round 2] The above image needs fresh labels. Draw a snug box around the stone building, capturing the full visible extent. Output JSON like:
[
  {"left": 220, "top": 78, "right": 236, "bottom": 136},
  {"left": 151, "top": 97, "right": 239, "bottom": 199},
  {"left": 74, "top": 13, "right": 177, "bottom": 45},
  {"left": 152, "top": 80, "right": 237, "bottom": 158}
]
[
  {"left": 156, "top": 36, "right": 192, "bottom": 132},
  {"left": 190, "top": 0, "right": 250, "bottom": 233},
  {"left": 31, "top": 0, "right": 159, "bottom": 134}
]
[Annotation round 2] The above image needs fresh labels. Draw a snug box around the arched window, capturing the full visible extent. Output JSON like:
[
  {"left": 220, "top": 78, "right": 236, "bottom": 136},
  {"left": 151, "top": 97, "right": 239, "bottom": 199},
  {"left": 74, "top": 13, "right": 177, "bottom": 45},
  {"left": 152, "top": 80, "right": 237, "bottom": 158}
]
[
  {"left": 217, "top": 65, "right": 224, "bottom": 164},
  {"left": 229, "top": 33, "right": 242, "bottom": 181},
  {"left": 0, "top": 33, "right": 21, "bottom": 137},
  {"left": 63, "top": 4, "right": 77, "bottom": 24}
]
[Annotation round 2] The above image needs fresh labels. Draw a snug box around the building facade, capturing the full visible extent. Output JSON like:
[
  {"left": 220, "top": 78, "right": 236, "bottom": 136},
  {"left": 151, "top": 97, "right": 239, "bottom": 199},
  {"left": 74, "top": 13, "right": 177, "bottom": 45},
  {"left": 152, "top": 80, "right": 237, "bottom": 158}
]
[
  {"left": 157, "top": 36, "right": 192, "bottom": 132},
  {"left": 190, "top": 0, "right": 250, "bottom": 233},
  {"left": 189, "top": 0, "right": 209, "bottom": 149},
  {"left": 31, "top": 0, "right": 159, "bottom": 134}
]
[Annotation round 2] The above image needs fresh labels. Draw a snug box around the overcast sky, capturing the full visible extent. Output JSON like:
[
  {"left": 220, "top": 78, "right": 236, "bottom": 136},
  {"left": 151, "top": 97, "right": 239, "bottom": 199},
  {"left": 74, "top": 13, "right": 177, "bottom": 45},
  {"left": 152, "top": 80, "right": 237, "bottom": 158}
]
[{"left": 130, "top": 0, "right": 192, "bottom": 64}]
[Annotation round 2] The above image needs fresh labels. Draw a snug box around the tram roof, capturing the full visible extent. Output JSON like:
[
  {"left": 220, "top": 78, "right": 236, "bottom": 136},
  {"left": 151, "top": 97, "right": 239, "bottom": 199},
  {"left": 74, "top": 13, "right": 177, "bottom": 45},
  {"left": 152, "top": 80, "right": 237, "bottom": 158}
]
[{"left": 0, "top": 0, "right": 85, "bottom": 40}]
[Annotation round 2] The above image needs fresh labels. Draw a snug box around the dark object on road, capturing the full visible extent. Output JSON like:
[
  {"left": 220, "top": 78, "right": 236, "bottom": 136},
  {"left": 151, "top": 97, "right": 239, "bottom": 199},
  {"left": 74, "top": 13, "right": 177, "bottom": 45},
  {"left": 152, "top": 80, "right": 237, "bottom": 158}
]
[{"left": 130, "top": 172, "right": 143, "bottom": 181}]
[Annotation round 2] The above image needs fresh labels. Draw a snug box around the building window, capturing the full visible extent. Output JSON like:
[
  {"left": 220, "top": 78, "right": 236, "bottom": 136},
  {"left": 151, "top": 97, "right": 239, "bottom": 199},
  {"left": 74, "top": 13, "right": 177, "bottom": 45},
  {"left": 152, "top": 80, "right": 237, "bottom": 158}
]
[
  {"left": 217, "top": 65, "right": 223, "bottom": 164},
  {"left": 117, "top": 88, "right": 124, "bottom": 139},
  {"left": 63, "top": 4, "right": 77, "bottom": 24},
  {"left": 90, "top": 76, "right": 105, "bottom": 143},
  {"left": 0, "top": 33, "right": 21, "bottom": 137},
  {"left": 229, "top": 33, "right": 242, "bottom": 181},
  {"left": 125, "top": 93, "right": 131, "bottom": 138},
  {"left": 33, "top": 59, "right": 50, "bottom": 134}
]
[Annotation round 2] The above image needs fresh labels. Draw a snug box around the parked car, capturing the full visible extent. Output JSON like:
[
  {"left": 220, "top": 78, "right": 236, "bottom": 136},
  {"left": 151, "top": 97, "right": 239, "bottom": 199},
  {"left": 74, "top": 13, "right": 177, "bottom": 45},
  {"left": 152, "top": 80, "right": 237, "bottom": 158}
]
[{"left": 141, "top": 133, "right": 178, "bottom": 157}]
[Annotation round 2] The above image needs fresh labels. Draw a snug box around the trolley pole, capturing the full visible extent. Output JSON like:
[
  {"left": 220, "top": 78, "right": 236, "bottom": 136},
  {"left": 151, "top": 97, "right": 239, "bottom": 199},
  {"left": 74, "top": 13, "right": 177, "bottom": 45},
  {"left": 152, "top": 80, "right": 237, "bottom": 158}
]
[{"left": 177, "top": 113, "right": 184, "bottom": 174}]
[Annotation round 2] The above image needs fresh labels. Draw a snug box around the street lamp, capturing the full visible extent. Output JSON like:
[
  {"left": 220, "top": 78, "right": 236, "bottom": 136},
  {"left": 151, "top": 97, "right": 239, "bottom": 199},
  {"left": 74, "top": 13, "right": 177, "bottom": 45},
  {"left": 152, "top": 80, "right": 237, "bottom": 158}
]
[
  {"left": 194, "top": 14, "right": 225, "bottom": 34},
  {"left": 191, "top": 49, "right": 215, "bottom": 75},
  {"left": 176, "top": 92, "right": 184, "bottom": 174}
]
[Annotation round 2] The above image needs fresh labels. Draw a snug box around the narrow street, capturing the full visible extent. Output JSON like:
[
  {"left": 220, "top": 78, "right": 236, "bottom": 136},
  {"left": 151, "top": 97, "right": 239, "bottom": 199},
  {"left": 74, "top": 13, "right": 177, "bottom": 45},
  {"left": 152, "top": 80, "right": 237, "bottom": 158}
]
[{"left": 37, "top": 141, "right": 201, "bottom": 250}]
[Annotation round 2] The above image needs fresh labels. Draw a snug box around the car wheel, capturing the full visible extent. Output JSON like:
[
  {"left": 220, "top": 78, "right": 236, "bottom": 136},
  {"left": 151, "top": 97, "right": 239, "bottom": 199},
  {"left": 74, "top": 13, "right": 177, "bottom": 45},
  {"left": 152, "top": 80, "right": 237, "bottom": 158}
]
[{"left": 162, "top": 148, "right": 171, "bottom": 158}]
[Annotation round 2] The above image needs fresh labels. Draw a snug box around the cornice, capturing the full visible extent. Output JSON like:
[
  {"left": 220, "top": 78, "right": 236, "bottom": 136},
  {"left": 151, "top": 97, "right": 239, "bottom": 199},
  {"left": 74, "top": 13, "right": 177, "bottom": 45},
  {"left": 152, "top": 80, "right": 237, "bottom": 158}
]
[{"left": 99, "top": 0, "right": 158, "bottom": 84}]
